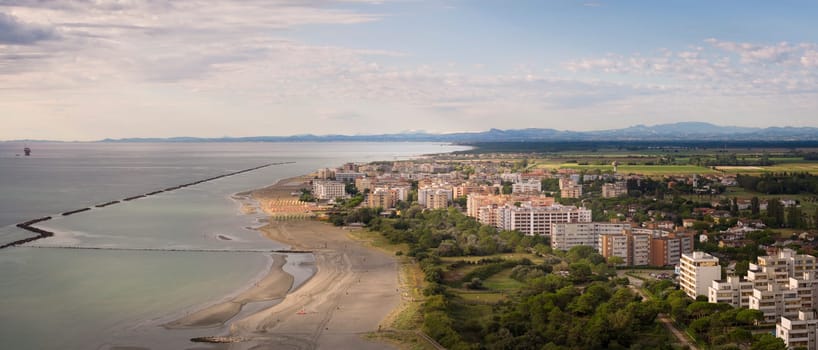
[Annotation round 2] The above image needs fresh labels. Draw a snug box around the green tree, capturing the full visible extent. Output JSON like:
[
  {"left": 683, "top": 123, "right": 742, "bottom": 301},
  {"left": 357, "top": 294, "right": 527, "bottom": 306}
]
[
  {"left": 814, "top": 207, "right": 818, "bottom": 229},
  {"left": 788, "top": 205, "right": 805, "bottom": 229},
  {"left": 568, "top": 262, "right": 592, "bottom": 282},
  {"left": 765, "top": 199, "right": 785, "bottom": 228},
  {"left": 750, "top": 333, "right": 786, "bottom": 350},
  {"left": 345, "top": 182, "right": 358, "bottom": 195},
  {"left": 751, "top": 196, "right": 760, "bottom": 215},
  {"left": 730, "top": 197, "right": 739, "bottom": 215},
  {"left": 501, "top": 181, "right": 513, "bottom": 194}
]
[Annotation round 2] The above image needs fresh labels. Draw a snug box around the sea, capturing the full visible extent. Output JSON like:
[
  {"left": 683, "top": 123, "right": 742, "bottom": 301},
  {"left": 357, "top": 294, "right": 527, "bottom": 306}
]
[{"left": 0, "top": 142, "right": 468, "bottom": 350}]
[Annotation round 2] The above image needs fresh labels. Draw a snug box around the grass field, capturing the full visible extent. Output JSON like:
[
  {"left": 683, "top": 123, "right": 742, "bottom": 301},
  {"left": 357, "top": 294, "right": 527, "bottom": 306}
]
[
  {"left": 534, "top": 162, "right": 718, "bottom": 175},
  {"left": 716, "top": 162, "right": 818, "bottom": 174},
  {"left": 483, "top": 268, "right": 525, "bottom": 291},
  {"left": 453, "top": 290, "right": 507, "bottom": 303}
]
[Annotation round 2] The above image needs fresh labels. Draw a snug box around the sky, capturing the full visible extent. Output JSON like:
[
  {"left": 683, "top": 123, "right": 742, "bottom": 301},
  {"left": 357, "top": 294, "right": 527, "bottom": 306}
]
[{"left": 2, "top": 0, "right": 818, "bottom": 141}]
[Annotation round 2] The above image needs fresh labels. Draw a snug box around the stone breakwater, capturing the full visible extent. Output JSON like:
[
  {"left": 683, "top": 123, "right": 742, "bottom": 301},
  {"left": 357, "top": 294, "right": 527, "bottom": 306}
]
[{"left": 1, "top": 161, "right": 295, "bottom": 250}]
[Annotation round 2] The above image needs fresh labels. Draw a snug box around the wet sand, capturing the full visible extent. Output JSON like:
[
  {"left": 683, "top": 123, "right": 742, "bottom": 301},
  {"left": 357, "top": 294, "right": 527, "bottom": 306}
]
[{"left": 164, "top": 254, "right": 293, "bottom": 329}]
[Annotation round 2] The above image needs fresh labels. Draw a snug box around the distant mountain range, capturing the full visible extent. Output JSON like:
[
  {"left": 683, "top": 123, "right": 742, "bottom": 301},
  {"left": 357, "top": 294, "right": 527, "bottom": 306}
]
[
  {"left": 93, "top": 122, "right": 818, "bottom": 143},
  {"left": 4, "top": 122, "right": 813, "bottom": 143}
]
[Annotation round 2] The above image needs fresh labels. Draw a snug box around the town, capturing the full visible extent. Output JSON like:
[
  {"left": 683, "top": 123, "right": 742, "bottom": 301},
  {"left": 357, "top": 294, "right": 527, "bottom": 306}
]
[{"left": 297, "top": 148, "right": 818, "bottom": 350}]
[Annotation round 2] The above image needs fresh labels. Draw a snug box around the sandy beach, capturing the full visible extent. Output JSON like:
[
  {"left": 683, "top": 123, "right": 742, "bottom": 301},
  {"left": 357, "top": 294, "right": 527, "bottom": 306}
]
[{"left": 168, "top": 177, "right": 400, "bottom": 350}]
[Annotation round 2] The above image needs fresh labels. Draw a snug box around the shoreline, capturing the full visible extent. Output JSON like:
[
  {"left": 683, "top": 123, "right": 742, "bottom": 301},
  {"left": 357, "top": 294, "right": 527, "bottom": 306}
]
[
  {"left": 163, "top": 254, "right": 294, "bottom": 329},
  {"left": 162, "top": 175, "right": 400, "bottom": 349}
]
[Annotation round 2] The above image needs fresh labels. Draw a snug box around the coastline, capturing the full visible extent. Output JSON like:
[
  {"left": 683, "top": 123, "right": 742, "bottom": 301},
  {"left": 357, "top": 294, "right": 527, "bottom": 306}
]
[{"left": 165, "top": 176, "right": 401, "bottom": 349}]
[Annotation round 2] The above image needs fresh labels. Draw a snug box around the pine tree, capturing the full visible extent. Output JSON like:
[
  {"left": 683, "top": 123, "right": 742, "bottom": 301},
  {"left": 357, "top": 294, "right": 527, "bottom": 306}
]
[{"left": 751, "top": 197, "right": 760, "bottom": 216}]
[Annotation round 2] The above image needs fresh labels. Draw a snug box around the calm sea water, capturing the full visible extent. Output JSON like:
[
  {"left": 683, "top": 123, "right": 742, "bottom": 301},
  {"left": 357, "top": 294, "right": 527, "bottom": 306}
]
[{"left": 0, "top": 142, "right": 468, "bottom": 350}]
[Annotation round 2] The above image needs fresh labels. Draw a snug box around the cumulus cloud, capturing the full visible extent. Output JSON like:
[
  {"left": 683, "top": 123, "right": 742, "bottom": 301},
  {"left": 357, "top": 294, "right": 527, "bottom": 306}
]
[{"left": 0, "top": 12, "right": 57, "bottom": 44}]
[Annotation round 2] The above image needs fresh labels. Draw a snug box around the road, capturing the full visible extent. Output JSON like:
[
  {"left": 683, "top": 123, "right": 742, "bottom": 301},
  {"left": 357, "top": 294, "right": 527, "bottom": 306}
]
[{"left": 621, "top": 272, "right": 699, "bottom": 350}]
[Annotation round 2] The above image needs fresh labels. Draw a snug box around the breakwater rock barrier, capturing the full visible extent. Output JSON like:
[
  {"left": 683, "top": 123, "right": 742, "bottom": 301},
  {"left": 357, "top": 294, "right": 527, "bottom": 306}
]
[{"left": 1, "top": 161, "right": 294, "bottom": 250}]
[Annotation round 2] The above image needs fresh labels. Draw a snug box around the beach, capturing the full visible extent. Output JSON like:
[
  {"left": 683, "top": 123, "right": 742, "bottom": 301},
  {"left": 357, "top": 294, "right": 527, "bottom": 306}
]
[{"left": 168, "top": 176, "right": 401, "bottom": 350}]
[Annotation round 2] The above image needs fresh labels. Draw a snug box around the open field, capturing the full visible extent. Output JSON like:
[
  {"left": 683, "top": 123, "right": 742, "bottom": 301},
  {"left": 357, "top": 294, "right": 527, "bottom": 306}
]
[
  {"left": 453, "top": 291, "right": 506, "bottom": 303},
  {"left": 534, "top": 162, "right": 718, "bottom": 175},
  {"left": 482, "top": 268, "right": 525, "bottom": 291},
  {"left": 716, "top": 162, "right": 818, "bottom": 174}
]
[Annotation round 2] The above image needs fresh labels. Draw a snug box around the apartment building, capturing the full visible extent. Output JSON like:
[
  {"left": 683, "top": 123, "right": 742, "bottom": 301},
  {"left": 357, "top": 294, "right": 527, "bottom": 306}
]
[
  {"left": 778, "top": 311, "right": 818, "bottom": 350},
  {"left": 355, "top": 177, "right": 375, "bottom": 193},
  {"left": 316, "top": 168, "right": 335, "bottom": 180},
  {"left": 500, "top": 173, "right": 522, "bottom": 183},
  {"left": 452, "top": 183, "right": 495, "bottom": 198},
  {"left": 465, "top": 194, "right": 554, "bottom": 218},
  {"left": 550, "top": 222, "right": 630, "bottom": 251},
  {"left": 601, "top": 182, "right": 628, "bottom": 198},
  {"left": 709, "top": 249, "right": 818, "bottom": 316},
  {"left": 709, "top": 275, "right": 754, "bottom": 308},
  {"left": 560, "top": 185, "right": 583, "bottom": 199},
  {"left": 335, "top": 171, "right": 366, "bottom": 183},
  {"left": 750, "top": 274, "right": 818, "bottom": 324},
  {"left": 649, "top": 231, "right": 695, "bottom": 266},
  {"left": 680, "top": 252, "right": 721, "bottom": 299},
  {"left": 367, "top": 188, "right": 395, "bottom": 209},
  {"left": 494, "top": 204, "right": 591, "bottom": 236},
  {"left": 418, "top": 187, "right": 452, "bottom": 209},
  {"left": 600, "top": 230, "right": 651, "bottom": 266},
  {"left": 312, "top": 180, "right": 346, "bottom": 200},
  {"left": 512, "top": 180, "right": 542, "bottom": 194},
  {"left": 559, "top": 177, "right": 583, "bottom": 199}
]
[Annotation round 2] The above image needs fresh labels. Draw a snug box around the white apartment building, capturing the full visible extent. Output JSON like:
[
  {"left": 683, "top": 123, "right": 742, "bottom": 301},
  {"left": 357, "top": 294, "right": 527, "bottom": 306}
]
[
  {"left": 708, "top": 249, "right": 818, "bottom": 325},
  {"left": 494, "top": 204, "right": 591, "bottom": 236},
  {"left": 680, "top": 252, "right": 721, "bottom": 299},
  {"left": 500, "top": 173, "right": 522, "bottom": 183},
  {"left": 550, "top": 222, "right": 630, "bottom": 251},
  {"left": 418, "top": 187, "right": 452, "bottom": 207},
  {"left": 512, "top": 180, "right": 542, "bottom": 194},
  {"left": 418, "top": 187, "right": 452, "bottom": 209},
  {"left": 709, "top": 275, "right": 754, "bottom": 308},
  {"left": 312, "top": 180, "right": 346, "bottom": 200},
  {"left": 778, "top": 311, "right": 818, "bottom": 350},
  {"left": 751, "top": 274, "right": 818, "bottom": 324}
]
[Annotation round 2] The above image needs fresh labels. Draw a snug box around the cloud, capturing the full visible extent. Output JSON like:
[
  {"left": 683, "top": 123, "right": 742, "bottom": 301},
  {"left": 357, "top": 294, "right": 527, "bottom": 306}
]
[
  {"left": 0, "top": 12, "right": 57, "bottom": 44},
  {"left": 1, "top": 1, "right": 817, "bottom": 139},
  {"left": 562, "top": 38, "right": 818, "bottom": 98},
  {"left": 801, "top": 50, "right": 818, "bottom": 68},
  {"left": 705, "top": 38, "right": 798, "bottom": 64}
]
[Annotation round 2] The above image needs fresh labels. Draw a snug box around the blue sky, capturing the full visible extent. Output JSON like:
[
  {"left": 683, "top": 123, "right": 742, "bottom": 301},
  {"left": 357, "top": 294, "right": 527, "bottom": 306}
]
[{"left": 1, "top": 0, "right": 818, "bottom": 140}]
